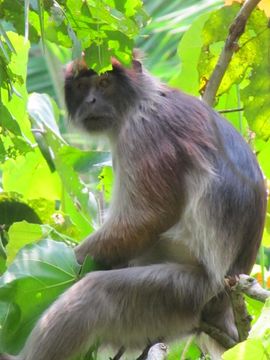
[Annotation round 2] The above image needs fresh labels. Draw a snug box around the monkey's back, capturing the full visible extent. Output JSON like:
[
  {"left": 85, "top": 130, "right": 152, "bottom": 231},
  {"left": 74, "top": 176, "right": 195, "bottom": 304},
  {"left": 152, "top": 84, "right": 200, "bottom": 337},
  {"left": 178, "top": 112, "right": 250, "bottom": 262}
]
[
  {"left": 208, "top": 110, "right": 266, "bottom": 275},
  {"left": 126, "top": 87, "right": 266, "bottom": 279}
]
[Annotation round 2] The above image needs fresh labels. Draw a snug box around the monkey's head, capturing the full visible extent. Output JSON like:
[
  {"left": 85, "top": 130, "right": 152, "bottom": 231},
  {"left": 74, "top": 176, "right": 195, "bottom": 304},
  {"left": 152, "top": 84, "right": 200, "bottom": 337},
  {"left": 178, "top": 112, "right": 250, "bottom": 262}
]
[{"left": 64, "top": 56, "right": 143, "bottom": 133}]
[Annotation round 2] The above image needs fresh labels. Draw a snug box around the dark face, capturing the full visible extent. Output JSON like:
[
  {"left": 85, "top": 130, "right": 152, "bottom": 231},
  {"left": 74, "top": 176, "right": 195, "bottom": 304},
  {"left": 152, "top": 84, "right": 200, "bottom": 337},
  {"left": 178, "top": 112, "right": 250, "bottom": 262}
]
[
  {"left": 65, "top": 68, "right": 135, "bottom": 133},
  {"left": 65, "top": 69, "right": 116, "bottom": 132}
]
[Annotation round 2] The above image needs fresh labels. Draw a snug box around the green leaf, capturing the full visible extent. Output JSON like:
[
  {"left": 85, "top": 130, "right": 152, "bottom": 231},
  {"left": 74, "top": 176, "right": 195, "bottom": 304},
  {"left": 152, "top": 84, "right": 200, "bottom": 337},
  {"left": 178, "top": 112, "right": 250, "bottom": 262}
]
[
  {"left": 59, "top": 144, "right": 110, "bottom": 173},
  {"left": 80, "top": 254, "right": 99, "bottom": 277},
  {"left": 222, "top": 338, "right": 267, "bottom": 360},
  {"left": 0, "top": 37, "right": 11, "bottom": 62},
  {"left": 2, "top": 150, "right": 62, "bottom": 201},
  {"left": 85, "top": 43, "right": 113, "bottom": 73},
  {"left": 198, "top": 5, "right": 241, "bottom": 95},
  {"left": 7, "top": 221, "right": 43, "bottom": 263},
  {"left": 1, "top": 32, "right": 33, "bottom": 141},
  {"left": 215, "top": 85, "right": 248, "bottom": 135},
  {"left": 258, "top": 140, "right": 270, "bottom": 179},
  {"left": 0, "top": 23, "right": 16, "bottom": 54},
  {"left": 246, "top": 296, "right": 264, "bottom": 325},
  {"left": 170, "top": 12, "right": 211, "bottom": 95},
  {"left": 97, "top": 165, "right": 114, "bottom": 203},
  {"left": 28, "top": 92, "right": 61, "bottom": 137},
  {"left": 262, "top": 210, "right": 270, "bottom": 248},
  {"left": 167, "top": 338, "right": 200, "bottom": 360},
  {"left": 239, "top": 10, "right": 270, "bottom": 139},
  {"left": 224, "top": 299, "right": 270, "bottom": 359},
  {"left": 37, "top": 0, "right": 45, "bottom": 50},
  {"left": 198, "top": 6, "right": 269, "bottom": 100},
  {"left": 0, "top": 239, "right": 80, "bottom": 353},
  {"left": 28, "top": 93, "right": 94, "bottom": 235},
  {"left": 67, "top": 24, "right": 82, "bottom": 59},
  {"left": 0, "top": 105, "right": 22, "bottom": 136},
  {"left": 249, "top": 298, "right": 270, "bottom": 342}
]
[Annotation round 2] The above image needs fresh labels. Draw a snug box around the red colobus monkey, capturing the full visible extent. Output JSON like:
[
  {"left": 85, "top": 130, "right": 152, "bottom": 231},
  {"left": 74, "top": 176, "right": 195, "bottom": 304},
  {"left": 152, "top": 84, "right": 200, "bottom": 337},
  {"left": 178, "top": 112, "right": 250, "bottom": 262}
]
[{"left": 1, "top": 55, "right": 266, "bottom": 360}]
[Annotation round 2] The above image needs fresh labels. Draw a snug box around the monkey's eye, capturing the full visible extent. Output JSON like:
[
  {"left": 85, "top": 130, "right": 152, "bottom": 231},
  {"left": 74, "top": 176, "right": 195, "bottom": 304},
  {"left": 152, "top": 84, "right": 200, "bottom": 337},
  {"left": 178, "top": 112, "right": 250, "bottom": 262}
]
[
  {"left": 76, "top": 80, "right": 88, "bottom": 92},
  {"left": 99, "top": 77, "right": 110, "bottom": 89}
]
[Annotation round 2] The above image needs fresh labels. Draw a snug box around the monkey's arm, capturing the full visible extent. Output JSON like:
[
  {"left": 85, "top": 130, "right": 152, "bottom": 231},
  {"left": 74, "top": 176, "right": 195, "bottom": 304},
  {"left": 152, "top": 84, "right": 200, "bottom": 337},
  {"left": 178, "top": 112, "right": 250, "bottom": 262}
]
[
  {"left": 75, "top": 164, "right": 183, "bottom": 265},
  {"left": 75, "top": 203, "right": 179, "bottom": 266}
]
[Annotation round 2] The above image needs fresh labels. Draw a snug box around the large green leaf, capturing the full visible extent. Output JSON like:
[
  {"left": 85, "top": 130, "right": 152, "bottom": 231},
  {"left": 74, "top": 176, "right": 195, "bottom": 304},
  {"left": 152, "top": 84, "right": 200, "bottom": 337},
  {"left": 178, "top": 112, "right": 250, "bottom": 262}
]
[
  {"left": 198, "top": 6, "right": 269, "bottom": 102},
  {"left": 240, "top": 11, "right": 270, "bottom": 139},
  {"left": 170, "top": 12, "right": 211, "bottom": 95},
  {"left": 0, "top": 239, "right": 81, "bottom": 353},
  {"left": 138, "top": 0, "right": 222, "bottom": 81},
  {"left": 6, "top": 221, "right": 43, "bottom": 263},
  {"left": 0, "top": 32, "right": 33, "bottom": 162},
  {"left": 2, "top": 150, "right": 62, "bottom": 201},
  {"left": 1, "top": 0, "right": 147, "bottom": 73}
]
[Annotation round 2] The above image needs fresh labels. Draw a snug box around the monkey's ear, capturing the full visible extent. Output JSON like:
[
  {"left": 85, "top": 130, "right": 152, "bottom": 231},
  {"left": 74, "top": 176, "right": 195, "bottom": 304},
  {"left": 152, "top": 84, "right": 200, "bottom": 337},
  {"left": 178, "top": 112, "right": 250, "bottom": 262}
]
[
  {"left": 132, "top": 59, "right": 142, "bottom": 73},
  {"left": 111, "top": 56, "right": 142, "bottom": 74},
  {"left": 65, "top": 57, "right": 88, "bottom": 78},
  {"left": 132, "top": 48, "right": 143, "bottom": 73}
]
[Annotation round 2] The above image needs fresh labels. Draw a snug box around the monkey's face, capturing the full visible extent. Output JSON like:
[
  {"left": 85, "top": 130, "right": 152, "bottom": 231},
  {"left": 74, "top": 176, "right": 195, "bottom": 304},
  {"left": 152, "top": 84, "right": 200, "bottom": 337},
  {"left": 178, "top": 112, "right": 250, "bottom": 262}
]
[{"left": 65, "top": 69, "right": 122, "bottom": 132}]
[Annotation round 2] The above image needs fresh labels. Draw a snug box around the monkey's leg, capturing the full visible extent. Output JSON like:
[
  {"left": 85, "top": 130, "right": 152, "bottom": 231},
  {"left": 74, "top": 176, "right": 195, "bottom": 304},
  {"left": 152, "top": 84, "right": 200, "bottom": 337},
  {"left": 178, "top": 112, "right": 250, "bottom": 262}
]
[{"left": 9, "top": 264, "right": 214, "bottom": 360}]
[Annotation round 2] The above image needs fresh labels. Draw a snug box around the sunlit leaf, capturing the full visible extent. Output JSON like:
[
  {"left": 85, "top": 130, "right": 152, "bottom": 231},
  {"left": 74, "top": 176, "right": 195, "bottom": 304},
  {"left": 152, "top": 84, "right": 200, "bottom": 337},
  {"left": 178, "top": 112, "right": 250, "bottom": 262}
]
[
  {"left": 7, "top": 221, "right": 43, "bottom": 263},
  {"left": 170, "top": 12, "right": 211, "bottom": 95},
  {"left": 0, "top": 240, "right": 80, "bottom": 353},
  {"left": 222, "top": 338, "right": 266, "bottom": 360}
]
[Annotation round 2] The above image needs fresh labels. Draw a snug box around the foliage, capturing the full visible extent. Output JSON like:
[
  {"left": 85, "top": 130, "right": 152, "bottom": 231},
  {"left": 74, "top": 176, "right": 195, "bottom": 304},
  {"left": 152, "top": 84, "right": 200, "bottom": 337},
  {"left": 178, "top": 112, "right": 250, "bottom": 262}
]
[
  {"left": 0, "top": 0, "right": 269, "bottom": 359},
  {"left": 0, "top": 239, "right": 82, "bottom": 353}
]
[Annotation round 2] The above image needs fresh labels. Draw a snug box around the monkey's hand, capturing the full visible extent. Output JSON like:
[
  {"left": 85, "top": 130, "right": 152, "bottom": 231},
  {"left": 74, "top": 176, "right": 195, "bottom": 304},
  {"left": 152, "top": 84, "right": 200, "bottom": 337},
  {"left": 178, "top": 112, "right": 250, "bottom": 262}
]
[
  {"left": 74, "top": 244, "right": 87, "bottom": 265},
  {"left": 74, "top": 236, "right": 116, "bottom": 269},
  {"left": 74, "top": 243, "right": 127, "bottom": 270}
]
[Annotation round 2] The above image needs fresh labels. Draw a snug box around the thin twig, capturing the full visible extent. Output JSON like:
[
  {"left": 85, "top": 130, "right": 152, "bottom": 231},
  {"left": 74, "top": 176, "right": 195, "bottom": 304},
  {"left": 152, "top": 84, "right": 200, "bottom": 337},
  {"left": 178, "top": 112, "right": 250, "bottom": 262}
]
[
  {"left": 180, "top": 335, "right": 195, "bottom": 360},
  {"left": 136, "top": 344, "right": 152, "bottom": 360},
  {"left": 110, "top": 346, "right": 125, "bottom": 360},
  {"left": 203, "top": 0, "right": 262, "bottom": 106},
  {"left": 231, "top": 274, "right": 270, "bottom": 303},
  {"left": 218, "top": 107, "right": 244, "bottom": 114}
]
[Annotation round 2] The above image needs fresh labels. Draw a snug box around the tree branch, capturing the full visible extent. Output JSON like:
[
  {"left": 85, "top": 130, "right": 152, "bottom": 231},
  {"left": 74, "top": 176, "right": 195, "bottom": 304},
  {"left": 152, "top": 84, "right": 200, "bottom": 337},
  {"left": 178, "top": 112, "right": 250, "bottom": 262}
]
[
  {"left": 225, "top": 274, "right": 270, "bottom": 343},
  {"left": 226, "top": 277, "right": 252, "bottom": 341},
  {"left": 198, "top": 274, "right": 270, "bottom": 350},
  {"left": 146, "top": 343, "right": 168, "bottom": 360},
  {"left": 110, "top": 346, "right": 125, "bottom": 360},
  {"left": 230, "top": 274, "right": 270, "bottom": 303},
  {"left": 202, "top": 0, "right": 262, "bottom": 106}
]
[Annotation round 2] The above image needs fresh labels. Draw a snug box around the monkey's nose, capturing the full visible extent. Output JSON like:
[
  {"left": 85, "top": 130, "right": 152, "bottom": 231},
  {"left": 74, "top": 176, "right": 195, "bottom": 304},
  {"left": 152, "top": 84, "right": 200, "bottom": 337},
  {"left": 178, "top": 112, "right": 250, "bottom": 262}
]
[{"left": 86, "top": 96, "right": 96, "bottom": 104}]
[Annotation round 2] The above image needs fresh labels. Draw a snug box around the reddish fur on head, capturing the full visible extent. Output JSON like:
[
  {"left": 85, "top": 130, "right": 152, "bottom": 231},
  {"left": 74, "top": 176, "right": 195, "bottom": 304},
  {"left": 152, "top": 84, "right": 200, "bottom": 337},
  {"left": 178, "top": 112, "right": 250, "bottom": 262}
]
[
  {"left": 66, "top": 50, "right": 143, "bottom": 79},
  {"left": 111, "top": 57, "right": 122, "bottom": 68},
  {"left": 65, "top": 57, "right": 88, "bottom": 78}
]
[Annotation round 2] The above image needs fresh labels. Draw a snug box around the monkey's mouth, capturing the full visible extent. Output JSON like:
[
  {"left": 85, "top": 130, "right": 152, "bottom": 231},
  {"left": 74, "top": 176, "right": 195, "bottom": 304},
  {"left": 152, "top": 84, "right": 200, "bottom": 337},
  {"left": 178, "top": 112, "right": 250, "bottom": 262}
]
[
  {"left": 80, "top": 115, "right": 114, "bottom": 132},
  {"left": 89, "top": 116, "right": 105, "bottom": 121}
]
